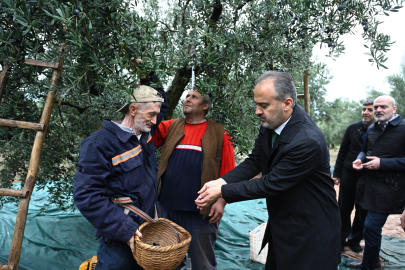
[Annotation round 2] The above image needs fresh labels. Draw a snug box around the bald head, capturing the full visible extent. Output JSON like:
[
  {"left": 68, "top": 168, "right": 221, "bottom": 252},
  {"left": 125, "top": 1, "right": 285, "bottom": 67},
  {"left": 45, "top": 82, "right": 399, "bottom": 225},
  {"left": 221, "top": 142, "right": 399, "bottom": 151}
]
[
  {"left": 373, "top": 95, "right": 397, "bottom": 126},
  {"left": 374, "top": 95, "right": 396, "bottom": 107}
]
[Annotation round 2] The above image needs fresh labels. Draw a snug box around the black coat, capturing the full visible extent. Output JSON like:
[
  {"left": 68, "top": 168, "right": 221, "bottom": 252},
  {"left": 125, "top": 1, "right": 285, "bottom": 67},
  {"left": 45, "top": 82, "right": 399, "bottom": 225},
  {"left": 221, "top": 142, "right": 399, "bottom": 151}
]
[
  {"left": 333, "top": 120, "right": 366, "bottom": 178},
  {"left": 221, "top": 105, "right": 341, "bottom": 270},
  {"left": 360, "top": 115, "right": 405, "bottom": 214}
]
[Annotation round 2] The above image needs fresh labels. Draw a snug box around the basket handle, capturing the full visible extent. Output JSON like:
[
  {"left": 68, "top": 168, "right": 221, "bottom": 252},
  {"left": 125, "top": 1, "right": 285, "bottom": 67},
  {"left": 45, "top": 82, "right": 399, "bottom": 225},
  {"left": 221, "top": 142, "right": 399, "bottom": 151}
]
[
  {"left": 111, "top": 197, "right": 181, "bottom": 243},
  {"left": 158, "top": 219, "right": 181, "bottom": 243},
  {"left": 111, "top": 197, "right": 158, "bottom": 223}
]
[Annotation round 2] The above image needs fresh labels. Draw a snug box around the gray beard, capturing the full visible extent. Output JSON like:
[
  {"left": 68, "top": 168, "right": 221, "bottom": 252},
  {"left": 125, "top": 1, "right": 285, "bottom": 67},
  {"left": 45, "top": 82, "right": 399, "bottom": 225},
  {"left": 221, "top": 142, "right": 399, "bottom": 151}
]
[
  {"left": 374, "top": 112, "right": 393, "bottom": 123},
  {"left": 261, "top": 107, "right": 284, "bottom": 130},
  {"left": 261, "top": 122, "right": 272, "bottom": 129},
  {"left": 134, "top": 118, "right": 151, "bottom": 133}
]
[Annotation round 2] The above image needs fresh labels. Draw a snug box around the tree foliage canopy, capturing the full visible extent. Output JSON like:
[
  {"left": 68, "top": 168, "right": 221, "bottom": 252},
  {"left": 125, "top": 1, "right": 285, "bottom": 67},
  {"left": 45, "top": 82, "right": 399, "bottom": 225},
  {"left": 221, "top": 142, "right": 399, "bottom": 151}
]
[
  {"left": 317, "top": 97, "right": 362, "bottom": 147},
  {"left": 319, "top": 56, "right": 405, "bottom": 149},
  {"left": 386, "top": 62, "right": 405, "bottom": 115},
  {"left": 0, "top": 0, "right": 403, "bottom": 209}
]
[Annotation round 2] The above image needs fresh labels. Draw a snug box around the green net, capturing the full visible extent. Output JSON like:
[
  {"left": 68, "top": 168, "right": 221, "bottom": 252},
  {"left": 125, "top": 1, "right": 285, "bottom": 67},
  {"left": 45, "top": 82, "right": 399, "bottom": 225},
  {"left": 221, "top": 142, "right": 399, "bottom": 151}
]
[{"left": 1, "top": 185, "right": 404, "bottom": 269}]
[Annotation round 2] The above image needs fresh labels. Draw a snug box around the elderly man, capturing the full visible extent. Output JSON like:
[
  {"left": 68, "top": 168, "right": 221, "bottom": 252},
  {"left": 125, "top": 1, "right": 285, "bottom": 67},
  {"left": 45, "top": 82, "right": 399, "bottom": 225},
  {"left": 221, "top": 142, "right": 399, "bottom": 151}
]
[
  {"left": 350, "top": 96, "right": 405, "bottom": 270},
  {"left": 74, "top": 68, "right": 168, "bottom": 270},
  {"left": 196, "top": 71, "right": 341, "bottom": 270},
  {"left": 332, "top": 99, "right": 375, "bottom": 253},
  {"left": 153, "top": 87, "right": 236, "bottom": 270}
]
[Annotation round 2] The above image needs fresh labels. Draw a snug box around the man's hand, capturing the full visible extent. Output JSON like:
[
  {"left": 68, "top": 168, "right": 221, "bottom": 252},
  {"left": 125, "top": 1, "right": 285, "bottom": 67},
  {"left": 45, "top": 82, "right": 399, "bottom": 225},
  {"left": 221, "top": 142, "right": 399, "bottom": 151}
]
[
  {"left": 195, "top": 178, "right": 226, "bottom": 210},
  {"left": 400, "top": 210, "right": 405, "bottom": 231},
  {"left": 129, "top": 58, "right": 146, "bottom": 79},
  {"left": 332, "top": 175, "right": 340, "bottom": 186},
  {"left": 352, "top": 159, "right": 363, "bottom": 171},
  {"left": 363, "top": 156, "right": 381, "bottom": 170},
  {"left": 209, "top": 197, "right": 227, "bottom": 224},
  {"left": 127, "top": 229, "right": 142, "bottom": 255}
]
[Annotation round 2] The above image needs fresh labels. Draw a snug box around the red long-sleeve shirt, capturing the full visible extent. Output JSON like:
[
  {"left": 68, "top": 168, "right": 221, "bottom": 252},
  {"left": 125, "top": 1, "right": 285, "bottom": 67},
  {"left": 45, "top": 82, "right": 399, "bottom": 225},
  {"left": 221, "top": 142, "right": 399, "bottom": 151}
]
[{"left": 153, "top": 119, "right": 236, "bottom": 211}]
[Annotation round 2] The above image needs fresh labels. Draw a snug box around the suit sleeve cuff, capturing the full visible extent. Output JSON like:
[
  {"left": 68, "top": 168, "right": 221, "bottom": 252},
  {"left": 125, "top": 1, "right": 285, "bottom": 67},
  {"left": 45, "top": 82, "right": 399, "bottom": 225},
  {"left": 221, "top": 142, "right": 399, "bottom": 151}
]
[
  {"left": 379, "top": 158, "right": 389, "bottom": 171},
  {"left": 221, "top": 184, "right": 236, "bottom": 204},
  {"left": 357, "top": 152, "right": 366, "bottom": 163},
  {"left": 333, "top": 169, "right": 342, "bottom": 178},
  {"left": 222, "top": 174, "right": 231, "bottom": 184}
]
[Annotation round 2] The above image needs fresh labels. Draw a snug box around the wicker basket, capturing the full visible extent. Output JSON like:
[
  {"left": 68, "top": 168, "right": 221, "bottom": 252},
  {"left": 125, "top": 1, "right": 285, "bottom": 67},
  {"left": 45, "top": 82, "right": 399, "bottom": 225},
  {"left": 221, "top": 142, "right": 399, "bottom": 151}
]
[{"left": 134, "top": 218, "right": 191, "bottom": 270}]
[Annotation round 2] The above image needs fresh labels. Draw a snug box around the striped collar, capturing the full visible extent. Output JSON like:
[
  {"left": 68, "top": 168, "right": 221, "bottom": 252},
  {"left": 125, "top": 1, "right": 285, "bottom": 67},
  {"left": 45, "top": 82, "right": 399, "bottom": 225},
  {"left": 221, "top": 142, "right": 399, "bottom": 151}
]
[
  {"left": 104, "top": 119, "right": 138, "bottom": 143},
  {"left": 112, "top": 121, "right": 142, "bottom": 141}
]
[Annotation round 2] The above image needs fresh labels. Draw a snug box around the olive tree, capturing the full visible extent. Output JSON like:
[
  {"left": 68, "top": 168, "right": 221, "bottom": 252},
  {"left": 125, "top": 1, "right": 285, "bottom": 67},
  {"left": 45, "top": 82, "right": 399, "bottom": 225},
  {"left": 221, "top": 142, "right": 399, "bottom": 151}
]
[{"left": 0, "top": 0, "right": 403, "bottom": 209}]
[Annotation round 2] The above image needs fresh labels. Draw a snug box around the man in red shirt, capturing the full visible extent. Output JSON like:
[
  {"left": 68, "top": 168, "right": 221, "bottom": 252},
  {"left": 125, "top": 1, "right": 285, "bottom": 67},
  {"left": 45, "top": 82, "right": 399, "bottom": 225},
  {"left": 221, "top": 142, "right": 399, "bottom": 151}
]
[{"left": 153, "top": 87, "right": 235, "bottom": 270}]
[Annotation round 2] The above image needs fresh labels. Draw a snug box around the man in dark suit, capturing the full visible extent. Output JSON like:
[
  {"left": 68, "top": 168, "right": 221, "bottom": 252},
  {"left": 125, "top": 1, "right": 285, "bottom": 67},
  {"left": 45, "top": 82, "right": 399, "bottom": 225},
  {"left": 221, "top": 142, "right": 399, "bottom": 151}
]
[
  {"left": 195, "top": 71, "right": 341, "bottom": 270},
  {"left": 332, "top": 99, "right": 375, "bottom": 253},
  {"left": 350, "top": 96, "right": 405, "bottom": 270}
]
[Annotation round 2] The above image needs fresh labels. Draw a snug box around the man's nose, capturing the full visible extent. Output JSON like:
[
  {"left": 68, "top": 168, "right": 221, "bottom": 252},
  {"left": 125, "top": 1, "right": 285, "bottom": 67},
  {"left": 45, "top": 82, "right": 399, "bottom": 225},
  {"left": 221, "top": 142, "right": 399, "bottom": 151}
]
[
  {"left": 255, "top": 106, "right": 262, "bottom": 115},
  {"left": 151, "top": 116, "right": 157, "bottom": 124}
]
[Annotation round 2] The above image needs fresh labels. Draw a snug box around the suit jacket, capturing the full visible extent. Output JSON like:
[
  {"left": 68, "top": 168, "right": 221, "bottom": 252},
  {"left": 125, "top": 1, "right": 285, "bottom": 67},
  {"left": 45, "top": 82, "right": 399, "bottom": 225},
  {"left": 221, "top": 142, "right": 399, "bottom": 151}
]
[
  {"left": 221, "top": 105, "right": 341, "bottom": 270},
  {"left": 333, "top": 120, "right": 366, "bottom": 178},
  {"left": 359, "top": 115, "right": 405, "bottom": 214}
]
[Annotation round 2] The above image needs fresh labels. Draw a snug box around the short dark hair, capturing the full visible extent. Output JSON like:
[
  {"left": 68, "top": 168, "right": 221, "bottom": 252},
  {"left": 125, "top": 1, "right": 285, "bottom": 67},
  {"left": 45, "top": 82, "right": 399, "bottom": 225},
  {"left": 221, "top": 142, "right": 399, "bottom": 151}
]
[
  {"left": 193, "top": 85, "right": 211, "bottom": 115},
  {"left": 255, "top": 71, "right": 297, "bottom": 107},
  {"left": 363, "top": 99, "right": 374, "bottom": 106}
]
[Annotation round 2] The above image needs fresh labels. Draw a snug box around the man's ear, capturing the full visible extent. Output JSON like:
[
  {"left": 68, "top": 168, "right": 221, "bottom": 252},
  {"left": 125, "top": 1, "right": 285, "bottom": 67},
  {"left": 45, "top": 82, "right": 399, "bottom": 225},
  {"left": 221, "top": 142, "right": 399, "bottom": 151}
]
[
  {"left": 283, "top": 98, "right": 293, "bottom": 111},
  {"left": 129, "top": 104, "right": 138, "bottom": 117},
  {"left": 203, "top": 102, "right": 210, "bottom": 111}
]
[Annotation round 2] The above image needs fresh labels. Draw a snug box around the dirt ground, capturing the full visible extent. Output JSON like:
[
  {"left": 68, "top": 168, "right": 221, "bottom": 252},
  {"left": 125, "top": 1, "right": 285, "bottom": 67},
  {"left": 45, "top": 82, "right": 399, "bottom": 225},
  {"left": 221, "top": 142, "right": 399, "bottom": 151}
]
[
  {"left": 334, "top": 185, "right": 405, "bottom": 240},
  {"left": 336, "top": 183, "right": 405, "bottom": 262}
]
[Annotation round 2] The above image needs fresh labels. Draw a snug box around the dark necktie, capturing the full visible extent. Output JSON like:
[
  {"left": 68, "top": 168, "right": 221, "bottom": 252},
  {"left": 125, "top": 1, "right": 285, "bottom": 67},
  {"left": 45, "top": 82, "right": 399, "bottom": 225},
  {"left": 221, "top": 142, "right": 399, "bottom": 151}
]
[{"left": 272, "top": 132, "right": 278, "bottom": 146}]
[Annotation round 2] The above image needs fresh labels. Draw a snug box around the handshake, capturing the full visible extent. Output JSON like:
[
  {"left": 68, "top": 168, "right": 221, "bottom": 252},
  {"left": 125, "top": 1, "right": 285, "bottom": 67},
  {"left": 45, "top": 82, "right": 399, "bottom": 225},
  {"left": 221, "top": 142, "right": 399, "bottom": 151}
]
[
  {"left": 195, "top": 178, "right": 227, "bottom": 210},
  {"left": 194, "top": 178, "right": 227, "bottom": 224}
]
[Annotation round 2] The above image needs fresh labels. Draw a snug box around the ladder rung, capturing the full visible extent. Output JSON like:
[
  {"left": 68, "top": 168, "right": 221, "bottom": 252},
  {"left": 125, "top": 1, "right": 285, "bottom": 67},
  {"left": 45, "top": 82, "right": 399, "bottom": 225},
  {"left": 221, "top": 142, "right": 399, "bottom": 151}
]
[
  {"left": 0, "top": 188, "right": 29, "bottom": 198},
  {"left": 0, "top": 264, "right": 15, "bottom": 270},
  {"left": 24, "top": 59, "right": 59, "bottom": 70},
  {"left": 0, "top": 119, "right": 45, "bottom": 131},
  {"left": 297, "top": 94, "right": 310, "bottom": 99}
]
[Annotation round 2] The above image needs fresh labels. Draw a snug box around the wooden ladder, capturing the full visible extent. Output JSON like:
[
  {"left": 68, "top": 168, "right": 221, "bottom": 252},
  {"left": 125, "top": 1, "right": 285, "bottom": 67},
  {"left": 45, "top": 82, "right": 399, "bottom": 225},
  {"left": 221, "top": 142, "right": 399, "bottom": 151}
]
[{"left": 0, "top": 57, "right": 64, "bottom": 270}]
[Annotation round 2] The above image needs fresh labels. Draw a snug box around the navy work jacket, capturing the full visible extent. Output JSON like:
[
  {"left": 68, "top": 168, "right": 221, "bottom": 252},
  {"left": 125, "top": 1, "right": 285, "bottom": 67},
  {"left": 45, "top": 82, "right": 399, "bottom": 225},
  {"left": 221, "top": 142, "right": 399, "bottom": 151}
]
[{"left": 74, "top": 88, "right": 167, "bottom": 243}]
